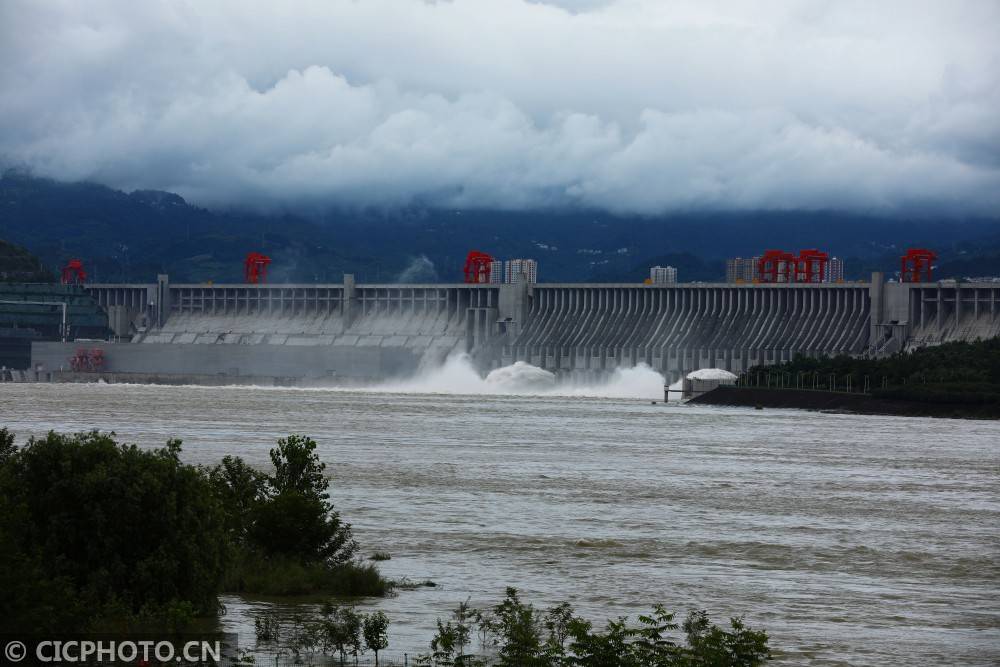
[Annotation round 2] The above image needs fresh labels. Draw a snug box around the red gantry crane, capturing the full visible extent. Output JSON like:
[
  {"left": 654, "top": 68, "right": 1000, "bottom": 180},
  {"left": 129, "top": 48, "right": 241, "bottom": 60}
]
[
  {"left": 756, "top": 250, "right": 796, "bottom": 283},
  {"left": 463, "top": 250, "right": 495, "bottom": 284},
  {"left": 794, "top": 249, "right": 829, "bottom": 284},
  {"left": 900, "top": 248, "right": 936, "bottom": 283},
  {"left": 244, "top": 252, "right": 272, "bottom": 284},
  {"left": 61, "top": 259, "right": 87, "bottom": 285}
]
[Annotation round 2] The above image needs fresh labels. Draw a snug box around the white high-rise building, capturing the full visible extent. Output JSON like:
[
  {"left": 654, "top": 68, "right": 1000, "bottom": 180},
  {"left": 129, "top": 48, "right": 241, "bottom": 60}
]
[
  {"left": 726, "top": 257, "right": 760, "bottom": 283},
  {"left": 488, "top": 260, "right": 503, "bottom": 284},
  {"left": 504, "top": 259, "right": 538, "bottom": 284},
  {"left": 825, "top": 257, "right": 845, "bottom": 283},
  {"left": 649, "top": 265, "right": 678, "bottom": 285}
]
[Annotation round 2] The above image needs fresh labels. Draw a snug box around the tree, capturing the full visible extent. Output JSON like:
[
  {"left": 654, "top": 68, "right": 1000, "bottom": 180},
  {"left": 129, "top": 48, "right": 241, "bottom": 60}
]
[
  {"left": 415, "top": 589, "right": 772, "bottom": 667},
  {"left": 270, "top": 434, "right": 329, "bottom": 499},
  {"left": 681, "top": 611, "right": 771, "bottom": 666},
  {"left": 207, "top": 455, "right": 268, "bottom": 546},
  {"left": 430, "top": 618, "right": 458, "bottom": 665},
  {"left": 492, "top": 588, "right": 546, "bottom": 667},
  {"left": 0, "top": 428, "right": 15, "bottom": 462},
  {"left": 363, "top": 611, "right": 390, "bottom": 666},
  {"left": 543, "top": 602, "right": 574, "bottom": 655},
  {"left": 311, "top": 602, "right": 363, "bottom": 664},
  {"left": 451, "top": 599, "right": 474, "bottom": 663},
  {"left": 252, "top": 435, "right": 358, "bottom": 564},
  {"left": 0, "top": 431, "right": 228, "bottom": 632}
]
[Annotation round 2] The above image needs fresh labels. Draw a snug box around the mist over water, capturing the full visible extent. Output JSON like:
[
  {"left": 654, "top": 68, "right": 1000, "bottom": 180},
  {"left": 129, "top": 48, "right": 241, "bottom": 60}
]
[{"left": 378, "top": 354, "right": 667, "bottom": 399}]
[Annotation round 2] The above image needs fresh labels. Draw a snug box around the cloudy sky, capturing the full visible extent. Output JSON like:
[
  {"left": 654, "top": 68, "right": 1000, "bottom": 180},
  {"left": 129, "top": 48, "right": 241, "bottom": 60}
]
[{"left": 1, "top": 0, "right": 998, "bottom": 216}]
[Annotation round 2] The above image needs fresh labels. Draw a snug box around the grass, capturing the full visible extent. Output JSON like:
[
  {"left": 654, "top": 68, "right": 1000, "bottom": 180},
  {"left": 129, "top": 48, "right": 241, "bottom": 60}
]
[
  {"left": 223, "top": 552, "right": 391, "bottom": 598},
  {"left": 370, "top": 551, "right": 392, "bottom": 561}
]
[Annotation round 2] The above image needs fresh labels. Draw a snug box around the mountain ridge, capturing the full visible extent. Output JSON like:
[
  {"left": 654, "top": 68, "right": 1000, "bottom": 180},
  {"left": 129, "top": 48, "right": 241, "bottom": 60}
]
[{"left": 2, "top": 171, "right": 997, "bottom": 284}]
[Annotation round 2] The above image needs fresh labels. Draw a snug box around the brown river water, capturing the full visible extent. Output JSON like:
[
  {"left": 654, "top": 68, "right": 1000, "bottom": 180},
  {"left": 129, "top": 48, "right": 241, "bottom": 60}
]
[{"left": 1, "top": 380, "right": 998, "bottom": 665}]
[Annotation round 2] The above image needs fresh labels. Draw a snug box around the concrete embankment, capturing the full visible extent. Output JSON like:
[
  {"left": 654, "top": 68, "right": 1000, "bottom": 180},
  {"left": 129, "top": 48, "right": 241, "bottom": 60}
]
[
  {"left": 40, "top": 371, "right": 375, "bottom": 387},
  {"left": 689, "top": 386, "right": 1000, "bottom": 420}
]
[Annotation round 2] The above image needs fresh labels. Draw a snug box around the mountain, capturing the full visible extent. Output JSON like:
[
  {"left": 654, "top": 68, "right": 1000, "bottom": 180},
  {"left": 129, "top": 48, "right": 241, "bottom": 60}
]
[
  {"left": 0, "top": 239, "right": 55, "bottom": 282},
  {"left": 2, "top": 171, "right": 998, "bottom": 283}
]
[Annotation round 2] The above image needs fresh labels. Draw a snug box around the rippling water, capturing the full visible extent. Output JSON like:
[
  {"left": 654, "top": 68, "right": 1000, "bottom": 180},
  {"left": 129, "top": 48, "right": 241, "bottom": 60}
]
[{"left": 2, "top": 382, "right": 998, "bottom": 665}]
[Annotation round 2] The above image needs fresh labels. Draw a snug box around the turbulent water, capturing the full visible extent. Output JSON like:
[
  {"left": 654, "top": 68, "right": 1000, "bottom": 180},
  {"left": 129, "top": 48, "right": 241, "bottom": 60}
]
[
  {"left": 2, "top": 366, "right": 998, "bottom": 665},
  {"left": 380, "top": 354, "right": 668, "bottom": 398}
]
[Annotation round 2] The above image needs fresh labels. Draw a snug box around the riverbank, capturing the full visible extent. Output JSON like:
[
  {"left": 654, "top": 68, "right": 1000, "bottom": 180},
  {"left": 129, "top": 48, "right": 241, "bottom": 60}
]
[{"left": 689, "top": 385, "right": 1000, "bottom": 419}]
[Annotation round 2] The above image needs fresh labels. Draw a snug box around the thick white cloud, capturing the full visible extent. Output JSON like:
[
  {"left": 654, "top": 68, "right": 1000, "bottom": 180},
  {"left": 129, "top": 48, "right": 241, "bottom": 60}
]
[{"left": 1, "top": 0, "right": 998, "bottom": 215}]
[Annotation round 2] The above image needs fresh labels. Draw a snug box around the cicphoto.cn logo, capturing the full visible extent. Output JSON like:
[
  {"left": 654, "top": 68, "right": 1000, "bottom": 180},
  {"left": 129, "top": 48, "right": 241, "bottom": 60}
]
[{"left": 1, "top": 636, "right": 236, "bottom": 665}]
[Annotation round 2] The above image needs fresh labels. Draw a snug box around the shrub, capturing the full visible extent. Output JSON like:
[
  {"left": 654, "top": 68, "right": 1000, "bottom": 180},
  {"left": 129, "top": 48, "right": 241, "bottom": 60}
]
[
  {"left": 224, "top": 552, "right": 389, "bottom": 597},
  {"left": 419, "top": 588, "right": 771, "bottom": 667},
  {"left": 209, "top": 434, "right": 358, "bottom": 567},
  {"left": 0, "top": 431, "right": 228, "bottom": 632}
]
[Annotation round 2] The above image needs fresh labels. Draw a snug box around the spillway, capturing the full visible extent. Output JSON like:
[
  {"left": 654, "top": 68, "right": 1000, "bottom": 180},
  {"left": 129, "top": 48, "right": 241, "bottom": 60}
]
[{"left": 27, "top": 274, "right": 1000, "bottom": 384}]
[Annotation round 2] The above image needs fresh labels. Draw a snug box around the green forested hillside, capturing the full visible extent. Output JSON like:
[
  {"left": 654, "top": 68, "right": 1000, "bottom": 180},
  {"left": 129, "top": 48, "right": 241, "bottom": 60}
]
[{"left": 0, "top": 240, "right": 54, "bottom": 282}]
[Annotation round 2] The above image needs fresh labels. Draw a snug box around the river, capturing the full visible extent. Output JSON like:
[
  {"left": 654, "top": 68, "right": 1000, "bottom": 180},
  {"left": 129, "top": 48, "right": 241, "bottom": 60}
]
[{"left": 1, "top": 374, "right": 997, "bottom": 665}]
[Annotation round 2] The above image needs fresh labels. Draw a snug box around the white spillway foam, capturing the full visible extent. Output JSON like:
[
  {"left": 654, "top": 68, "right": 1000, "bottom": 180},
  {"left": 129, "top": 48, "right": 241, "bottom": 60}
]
[
  {"left": 484, "top": 361, "right": 557, "bottom": 392},
  {"left": 686, "top": 368, "right": 738, "bottom": 381},
  {"left": 376, "top": 354, "right": 664, "bottom": 399}
]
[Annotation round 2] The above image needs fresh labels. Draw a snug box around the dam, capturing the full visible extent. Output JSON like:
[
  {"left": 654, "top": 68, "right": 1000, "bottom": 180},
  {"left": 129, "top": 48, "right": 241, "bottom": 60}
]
[{"left": 27, "top": 273, "right": 1000, "bottom": 384}]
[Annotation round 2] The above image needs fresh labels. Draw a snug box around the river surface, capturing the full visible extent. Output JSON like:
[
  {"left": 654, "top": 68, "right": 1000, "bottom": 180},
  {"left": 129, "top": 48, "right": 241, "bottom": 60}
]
[{"left": 1, "top": 381, "right": 998, "bottom": 665}]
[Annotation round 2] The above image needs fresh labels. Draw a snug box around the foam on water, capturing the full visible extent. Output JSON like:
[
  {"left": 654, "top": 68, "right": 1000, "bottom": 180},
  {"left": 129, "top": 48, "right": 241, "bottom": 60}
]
[
  {"left": 687, "top": 368, "right": 738, "bottom": 381},
  {"left": 378, "top": 353, "right": 665, "bottom": 399}
]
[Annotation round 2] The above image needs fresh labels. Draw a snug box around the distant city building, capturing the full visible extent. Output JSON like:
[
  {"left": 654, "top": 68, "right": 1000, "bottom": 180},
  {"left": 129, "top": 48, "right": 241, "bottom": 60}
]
[
  {"left": 649, "top": 265, "right": 678, "bottom": 285},
  {"left": 726, "top": 256, "right": 760, "bottom": 283},
  {"left": 825, "top": 257, "right": 845, "bottom": 283},
  {"left": 504, "top": 258, "right": 538, "bottom": 284},
  {"left": 489, "top": 260, "right": 503, "bottom": 284}
]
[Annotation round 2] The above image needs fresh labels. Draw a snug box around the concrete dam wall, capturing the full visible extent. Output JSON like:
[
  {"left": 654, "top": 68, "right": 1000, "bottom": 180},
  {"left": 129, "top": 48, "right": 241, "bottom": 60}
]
[
  {"left": 505, "top": 284, "right": 871, "bottom": 382},
  {"left": 29, "top": 275, "right": 1000, "bottom": 384}
]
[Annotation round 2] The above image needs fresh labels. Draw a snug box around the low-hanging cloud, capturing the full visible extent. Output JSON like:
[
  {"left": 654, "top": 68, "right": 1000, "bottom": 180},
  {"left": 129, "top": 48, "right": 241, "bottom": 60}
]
[{"left": 1, "top": 0, "right": 998, "bottom": 216}]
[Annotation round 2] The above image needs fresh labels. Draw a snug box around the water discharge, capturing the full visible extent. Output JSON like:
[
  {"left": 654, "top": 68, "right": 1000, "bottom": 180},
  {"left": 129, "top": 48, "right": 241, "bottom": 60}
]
[{"left": 378, "top": 353, "right": 667, "bottom": 399}]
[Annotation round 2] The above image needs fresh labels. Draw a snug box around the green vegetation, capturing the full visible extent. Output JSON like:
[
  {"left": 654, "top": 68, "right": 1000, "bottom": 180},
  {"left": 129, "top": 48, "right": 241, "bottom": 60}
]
[
  {"left": 253, "top": 588, "right": 771, "bottom": 666},
  {"left": 0, "top": 429, "right": 388, "bottom": 632},
  {"left": 363, "top": 610, "right": 391, "bottom": 665},
  {"left": 0, "top": 239, "right": 55, "bottom": 282},
  {"left": 419, "top": 588, "right": 770, "bottom": 667},
  {"left": 208, "top": 435, "right": 387, "bottom": 597},
  {"left": 254, "top": 602, "right": 386, "bottom": 665},
  {"left": 747, "top": 337, "right": 1000, "bottom": 408},
  {"left": 752, "top": 337, "right": 1000, "bottom": 386},
  {"left": 0, "top": 429, "right": 227, "bottom": 633}
]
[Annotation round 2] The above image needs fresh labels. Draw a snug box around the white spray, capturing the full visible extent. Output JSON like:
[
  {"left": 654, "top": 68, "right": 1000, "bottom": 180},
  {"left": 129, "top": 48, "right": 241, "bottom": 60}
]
[{"left": 377, "top": 353, "right": 667, "bottom": 399}]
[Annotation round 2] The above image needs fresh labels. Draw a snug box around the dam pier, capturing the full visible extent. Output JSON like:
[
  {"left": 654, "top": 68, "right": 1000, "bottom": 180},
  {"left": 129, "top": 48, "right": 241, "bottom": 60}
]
[{"left": 25, "top": 273, "right": 1000, "bottom": 385}]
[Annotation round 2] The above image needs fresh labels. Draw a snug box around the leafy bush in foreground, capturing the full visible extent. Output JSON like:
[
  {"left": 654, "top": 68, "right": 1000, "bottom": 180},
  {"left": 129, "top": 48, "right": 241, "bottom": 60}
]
[
  {"left": 0, "top": 429, "right": 227, "bottom": 632},
  {"left": 254, "top": 589, "right": 771, "bottom": 667},
  {"left": 416, "top": 588, "right": 771, "bottom": 667},
  {"left": 0, "top": 429, "right": 386, "bottom": 632}
]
